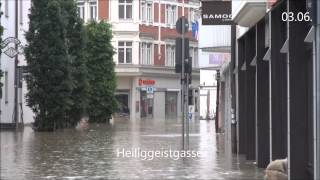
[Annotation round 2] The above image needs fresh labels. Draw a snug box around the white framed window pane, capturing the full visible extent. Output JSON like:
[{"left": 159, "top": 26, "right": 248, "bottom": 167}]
[
  {"left": 118, "top": 48, "right": 125, "bottom": 63},
  {"left": 126, "top": 48, "right": 132, "bottom": 63},
  {"left": 172, "top": 46, "right": 175, "bottom": 66},
  {"left": 166, "top": 5, "right": 170, "bottom": 25},
  {"left": 126, "top": 42, "right": 132, "bottom": 46},
  {"left": 147, "top": 4, "right": 152, "bottom": 23},
  {"left": 90, "top": 2, "right": 97, "bottom": 20},
  {"left": 166, "top": 46, "right": 170, "bottom": 66},
  {"left": 141, "top": 3, "right": 145, "bottom": 21},
  {"left": 119, "top": 5, "right": 125, "bottom": 19},
  {"left": 126, "top": 5, "right": 132, "bottom": 19}
]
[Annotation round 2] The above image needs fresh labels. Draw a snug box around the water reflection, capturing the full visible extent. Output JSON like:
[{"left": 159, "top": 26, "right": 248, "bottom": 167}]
[{"left": 1, "top": 118, "right": 263, "bottom": 179}]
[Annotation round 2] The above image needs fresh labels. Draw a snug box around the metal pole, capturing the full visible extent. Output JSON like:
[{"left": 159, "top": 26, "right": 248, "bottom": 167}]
[
  {"left": 14, "top": 0, "right": 19, "bottom": 129},
  {"left": 181, "top": 21, "right": 185, "bottom": 150},
  {"left": 315, "top": 0, "right": 320, "bottom": 178},
  {"left": 186, "top": 73, "right": 189, "bottom": 149}
]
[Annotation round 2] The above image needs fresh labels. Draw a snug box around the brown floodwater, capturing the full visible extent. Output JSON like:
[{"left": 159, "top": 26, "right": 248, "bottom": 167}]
[{"left": 1, "top": 118, "right": 264, "bottom": 180}]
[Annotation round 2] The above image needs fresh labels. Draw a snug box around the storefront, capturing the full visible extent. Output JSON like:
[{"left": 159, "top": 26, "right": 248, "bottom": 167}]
[{"left": 116, "top": 74, "right": 200, "bottom": 121}]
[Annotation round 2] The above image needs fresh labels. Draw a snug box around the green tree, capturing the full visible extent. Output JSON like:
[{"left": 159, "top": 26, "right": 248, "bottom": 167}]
[
  {"left": 86, "top": 21, "right": 117, "bottom": 123},
  {"left": 62, "top": 0, "right": 89, "bottom": 127},
  {"left": 25, "top": 0, "right": 73, "bottom": 131}
]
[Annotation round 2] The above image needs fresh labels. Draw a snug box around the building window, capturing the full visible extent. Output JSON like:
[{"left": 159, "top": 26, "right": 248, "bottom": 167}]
[
  {"left": 189, "top": 8, "right": 195, "bottom": 30},
  {"left": 141, "top": 2, "right": 146, "bottom": 22},
  {"left": 166, "top": 45, "right": 175, "bottom": 67},
  {"left": 118, "top": 41, "right": 132, "bottom": 64},
  {"left": 140, "top": 42, "right": 152, "bottom": 65},
  {"left": 146, "top": 3, "right": 152, "bottom": 23},
  {"left": 194, "top": 48, "right": 198, "bottom": 67},
  {"left": 165, "top": 5, "right": 177, "bottom": 27},
  {"left": 4, "top": 0, "right": 8, "bottom": 17},
  {"left": 141, "top": 2, "right": 152, "bottom": 23},
  {"left": 119, "top": 0, "right": 133, "bottom": 20},
  {"left": 77, "top": 2, "right": 85, "bottom": 20},
  {"left": 4, "top": 71, "right": 8, "bottom": 104},
  {"left": 89, "top": 1, "right": 97, "bottom": 21},
  {"left": 189, "top": 47, "right": 198, "bottom": 67}
]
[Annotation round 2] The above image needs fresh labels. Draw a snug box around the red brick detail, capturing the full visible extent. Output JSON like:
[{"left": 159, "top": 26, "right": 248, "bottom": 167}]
[
  {"left": 161, "top": 4, "right": 165, "bottom": 23},
  {"left": 99, "top": 0, "right": 109, "bottom": 20},
  {"left": 160, "top": 27, "right": 196, "bottom": 41},
  {"left": 139, "top": 25, "right": 159, "bottom": 39},
  {"left": 154, "top": 3, "right": 159, "bottom": 23}
]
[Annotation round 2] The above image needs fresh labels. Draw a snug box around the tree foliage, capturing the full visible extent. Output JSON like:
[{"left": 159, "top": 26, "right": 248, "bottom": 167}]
[
  {"left": 62, "top": 0, "right": 89, "bottom": 127},
  {"left": 25, "top": 0, "right": 74, "bottom": 131},
  {"left": 86, "top": 21, "right": 117, "bottom": 123}
]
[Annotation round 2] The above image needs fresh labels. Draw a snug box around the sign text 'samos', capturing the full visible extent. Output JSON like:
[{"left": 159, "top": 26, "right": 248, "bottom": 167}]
[{"left": 201, "top": 1, "right": 233, "bottom": 25}]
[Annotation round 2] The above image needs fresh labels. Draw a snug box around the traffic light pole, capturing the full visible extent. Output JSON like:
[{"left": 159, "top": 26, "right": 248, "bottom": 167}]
[
  {"left": 176, "top": 16, "right": 190, "bottom": 150},
  {"left": 186, "top": 72, "right": 189, "bottom": 149},
  {"left": 181, "top": 33, "right": 185, "bottom": 150}
]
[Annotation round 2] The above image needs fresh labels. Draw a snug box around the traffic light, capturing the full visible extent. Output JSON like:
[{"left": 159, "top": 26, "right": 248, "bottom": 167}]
[
  {"left": 176, "top": 16, "right": 189, "bottom": 34},
  {"left": 185, "top": 57, "right": 192, "bottom": 74},
  {"left": 175, "top": 37, "right": 189, "bottom": 73}
]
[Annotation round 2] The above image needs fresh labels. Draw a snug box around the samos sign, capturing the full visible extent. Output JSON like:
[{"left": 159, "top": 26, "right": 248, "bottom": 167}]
[{"left": 201, "top": 1, "right": 233, "bottom": 25}]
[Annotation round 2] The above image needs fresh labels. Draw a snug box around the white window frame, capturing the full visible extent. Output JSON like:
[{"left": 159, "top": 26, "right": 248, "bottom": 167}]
[
  {"left": 146, "top": 3, "right": 153, "bottom": 24},
  {"left": 165, "top": 5, "right": 177, "bottom": 28},
  {"left": 4, "top": 0, "right": 8, "bottom": 17},
  {"left": 119, "top": 0, "right": 133, "bottom": 20},
  {"left": 189, "top": 8, "right": 195, "bottom": 30},
  {"left": 141, "top": 1, "right": 153, "bottom": 24},
  {"left": 89, "top": 1, "right": 97, "bottom": 21},
  {"left": 140, "top": 2, "right": 146, "bottom": 22},
  {"left": 194, "top": 48, "right": 198, "bottom": 67},
  {"left": 165, "top": 44, "right": 175, "bottom": 67},
  {"left": 77, "top": 1, "right": 85, "bottom": 20},
  {"left": 118, "top": 41, "right": 133, "bottom": 64},
  {"left": 140, "top": 42, "right": 153, "bottom": 65}
]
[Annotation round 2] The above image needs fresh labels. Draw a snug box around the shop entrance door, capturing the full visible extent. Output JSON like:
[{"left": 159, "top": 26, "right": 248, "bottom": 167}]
[
  {"left": 115, "top": 93, "right": 129, "bottom": 116},
  {"left": 141, "top": 92, "right": 153, "bottom": 118},
  {"left": 165, "top": 92, "right": 178, "bottom": 119}
]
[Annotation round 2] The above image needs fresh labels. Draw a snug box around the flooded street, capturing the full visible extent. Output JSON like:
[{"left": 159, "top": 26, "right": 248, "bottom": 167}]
[{"left": 1, "top": 118, "right": 264, "bottom": 180}]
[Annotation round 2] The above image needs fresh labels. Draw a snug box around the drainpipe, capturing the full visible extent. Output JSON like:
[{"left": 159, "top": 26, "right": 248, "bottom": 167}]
[{"left": 14, "top": 0, "right": 19, "bottom": 129}]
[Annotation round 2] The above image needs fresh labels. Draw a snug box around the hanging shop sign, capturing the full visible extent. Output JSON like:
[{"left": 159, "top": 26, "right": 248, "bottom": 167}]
[
  {"left": 138, "top": 78, "right": 155, "bottom": 86},
  {"left": 146, "top": 86, "right": 154, "bottom": 94},
  {"left": 201, "top": 0, "right": 233, "bottom": 25},
  {"left": 1, "top": 37, "right": 24, "bottom": 58}
]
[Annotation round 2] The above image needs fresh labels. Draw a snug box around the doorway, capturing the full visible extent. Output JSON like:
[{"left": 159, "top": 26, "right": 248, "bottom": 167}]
[{"left": 165, "top": 91, "right": 178, "bottom": 119}]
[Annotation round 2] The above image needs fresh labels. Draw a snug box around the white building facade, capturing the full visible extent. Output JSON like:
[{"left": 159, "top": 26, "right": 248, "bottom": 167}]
[
  {"left": 0, "top": 0, "right": 33, "bottom": 127},
  {"left": 78, "top": 0, "right": 201, "bottom": 120}
]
